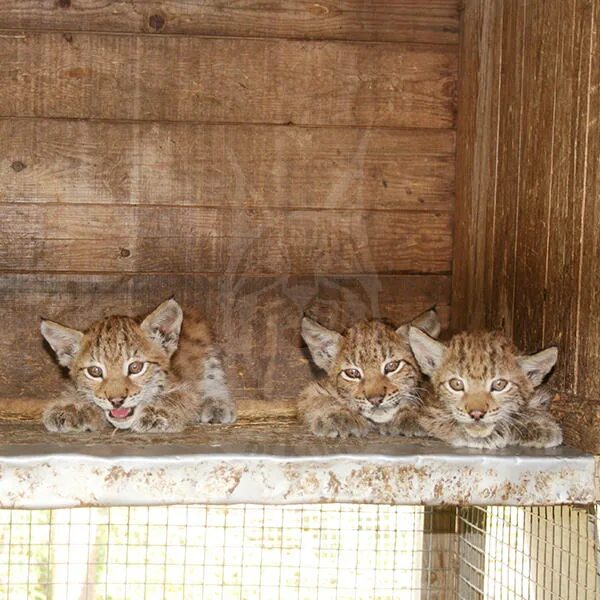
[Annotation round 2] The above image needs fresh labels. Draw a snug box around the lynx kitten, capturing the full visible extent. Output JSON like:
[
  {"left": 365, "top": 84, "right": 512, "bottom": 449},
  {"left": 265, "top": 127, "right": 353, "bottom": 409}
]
[
  {"left": 41, "top": 299, "right": 235, "bottom": 433},
  {"left": 298, "top": 309, "right": 441, "bottom": 438},
  {"left": 408, "top": 328, "right": 562, "bottom": 449}
]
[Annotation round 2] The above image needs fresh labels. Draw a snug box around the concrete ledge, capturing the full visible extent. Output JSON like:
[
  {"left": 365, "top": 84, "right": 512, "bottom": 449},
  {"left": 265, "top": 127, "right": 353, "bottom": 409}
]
[{"left": 0, "top": 423, "right": 594, "bottom": 508}]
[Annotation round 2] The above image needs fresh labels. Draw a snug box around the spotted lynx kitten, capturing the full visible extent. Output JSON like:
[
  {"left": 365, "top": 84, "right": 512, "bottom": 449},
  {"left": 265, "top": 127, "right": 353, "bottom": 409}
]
[
  {"left": 408, "top": 328, "right": 562, "bottom": 448},
  {"left": 298, "top": 309, "right": 441, "bottom": 438},
  {"left": 41, "top": 299, "right": 235, "bottom": 433}
]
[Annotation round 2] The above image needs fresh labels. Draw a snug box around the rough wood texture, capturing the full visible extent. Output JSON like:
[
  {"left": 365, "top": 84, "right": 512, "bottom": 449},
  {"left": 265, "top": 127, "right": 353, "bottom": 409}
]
[
  {"left": 0, "top": 32, "right": 456, "bottom": 127},
  {"left": 0, "top": 2, "right": 459, "bottom": 410},
  {"left": 0, "top": 273, "right": 451, "bottom": 403},
  {"left": 1, "top": 205, "right": 452, "bottom": 274},
  {"left": 453, "top": 0, "right": 600, "bottom": 426},
  {"left": 0, "top": 0, "right": 459, "bottom": 44},
  {"left": 421, "top": 507, "right": 458, "bottom": 599},
  {"left": 0, "top": 119, "right": 455, "bottom": 211},
  {"left": 549, "top": 394, "right": 600, "bottom": 456}
]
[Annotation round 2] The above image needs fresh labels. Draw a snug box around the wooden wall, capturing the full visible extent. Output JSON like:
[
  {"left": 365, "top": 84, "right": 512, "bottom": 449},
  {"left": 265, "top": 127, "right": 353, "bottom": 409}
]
[
  {"left": 454, "top": 0, "right": 600, "bottom": 450},
  {"left": 0, "top": 1, "right": 458, "bottom": 411}
]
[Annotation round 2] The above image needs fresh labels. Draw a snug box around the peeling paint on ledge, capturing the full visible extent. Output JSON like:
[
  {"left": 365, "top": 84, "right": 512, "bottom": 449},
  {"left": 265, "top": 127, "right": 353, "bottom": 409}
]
[{"left": 0, "top": 451, "right": 594, "bottom": 509}]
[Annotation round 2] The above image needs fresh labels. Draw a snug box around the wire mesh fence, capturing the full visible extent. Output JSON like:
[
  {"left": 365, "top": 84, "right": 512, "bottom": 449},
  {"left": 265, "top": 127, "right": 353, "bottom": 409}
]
[{"left": 0, "top": 503, "right": 597, "bottom": 600}]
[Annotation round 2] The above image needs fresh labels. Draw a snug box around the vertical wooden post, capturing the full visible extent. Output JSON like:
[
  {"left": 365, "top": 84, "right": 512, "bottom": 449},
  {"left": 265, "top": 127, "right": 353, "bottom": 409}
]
[{"left": 420, "top": 506, "right": 459, "bottom": 599}]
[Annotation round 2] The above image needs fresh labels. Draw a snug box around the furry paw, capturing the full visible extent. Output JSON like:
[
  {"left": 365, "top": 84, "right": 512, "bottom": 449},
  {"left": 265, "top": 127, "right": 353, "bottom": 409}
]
[
  {"left": 380, "top": 411, "right": 428, "bottom": 437},
  {"left": 134, "top": 407, "right": 181, "bottom": 433},
  {"left": 311, "top": 411, "right": 371, "bottom": 439},
  {"left": 517, "top": 421, "right": 563, "bottom": 448},
  {"left": 198, "top": 399, "right": 236, "bottom": 424},
  {"left": 43, "top": 404, "right": 100, "bottom": 433}
]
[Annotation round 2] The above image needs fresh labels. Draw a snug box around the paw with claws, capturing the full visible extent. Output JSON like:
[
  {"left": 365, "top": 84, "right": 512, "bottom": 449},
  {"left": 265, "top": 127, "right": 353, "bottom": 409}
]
[
  {"left": 380, "top": 410, "right": 427, "bottom": 437},
  {"left": 134, "top": 406, "right": 180, "bottom": 433},
  {"left": 516, "top": 418, "right": 563, "bottom": 448},
  {"left": 43, "top": 403, "right": 103, "bottom": 433},
  {"left": 312, "top": 410, "right": 372, "bottom": 438}
]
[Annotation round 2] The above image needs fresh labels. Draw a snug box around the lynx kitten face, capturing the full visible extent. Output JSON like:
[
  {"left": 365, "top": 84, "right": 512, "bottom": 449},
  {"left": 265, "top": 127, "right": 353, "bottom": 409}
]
[
  {"left": 408, "top": 329, "right": 562, "bottom": 448},
  {"left": 298, "top": 309, "right": 441, "bottom": 438},
  {"left": 41, "top": 299, "right": 235, "bottom": 433}
]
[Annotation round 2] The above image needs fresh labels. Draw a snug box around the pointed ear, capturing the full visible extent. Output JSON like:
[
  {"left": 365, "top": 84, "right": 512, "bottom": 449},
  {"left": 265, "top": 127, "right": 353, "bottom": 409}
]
[
  {"left": 408, "top": 326, "right": 446, "bottom": 376},
  {"left": 40, "top": 319, "right": 84, "bottom": 368},
  {"left": 397, "top": 308, "right": 441, "bottom": 339},
  {"left": 517, "top": 347, "right": 558, "bottom": 386},
  {"left": 141, "top": 299, "right": 183, "bottom": 357},
  {"left": 301, "top": 316, "right": 343, "bottom": 372}
]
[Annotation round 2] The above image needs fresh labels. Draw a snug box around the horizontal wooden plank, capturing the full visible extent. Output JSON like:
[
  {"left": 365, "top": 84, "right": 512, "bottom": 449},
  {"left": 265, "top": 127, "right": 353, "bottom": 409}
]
[
  {"left": 0, "top": 273, "right": 451, "bottom": 403},
  {"left": 1, "top": 205, "right": 453, "bottom": 274},
  {"left": 0, "top": 0, "right": 459, "bottom": 44},
  {"left": 0, "top": 32, "right": 457, "bottom": 127},
  {"left": 0, "top": 119, "right": 455, "bottom": 211}
]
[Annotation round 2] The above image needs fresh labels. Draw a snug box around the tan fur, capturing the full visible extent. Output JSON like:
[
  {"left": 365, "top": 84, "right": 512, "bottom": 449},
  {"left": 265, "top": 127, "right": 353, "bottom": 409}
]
[
  {"left": 298, "top": 310, "right": 440, "bottom": 438},
  {"left": 41, "top": 300, "right": 235, "bottom": 433},
  {"left": 409, "top": 330, "right": 562, "bottom": 449}
]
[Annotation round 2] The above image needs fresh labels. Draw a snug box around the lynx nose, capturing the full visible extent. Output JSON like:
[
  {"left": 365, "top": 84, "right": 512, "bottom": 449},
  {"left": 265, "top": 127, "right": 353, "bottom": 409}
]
[
  {"left": 108, "top": 397, "right": 126, "bottom": 408},
  {"left": 368, "top": 395, "right": 384, "bottom": 407},
  {"left": 469, "top": 410, "right": 485, "bottom": 421}
]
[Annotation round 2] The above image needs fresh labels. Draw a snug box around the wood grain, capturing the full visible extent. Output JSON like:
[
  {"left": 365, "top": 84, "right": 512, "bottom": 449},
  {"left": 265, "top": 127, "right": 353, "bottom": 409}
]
[
  {"left": 452, "top": 0, "right": 502, "bottom": 332},
  {"left": 542, "top": 1, "right": 592, "bottom": 392},
  {"left": 549, "top": 393, "right": 600, "bottom": 456},
  {"left": 422, "top": 507, "right": 458, "bottom": 599},
  {"left": 576, "top": 0, "right": 600, "bottom": 397},
  {"left": 0, "top": 32, "right": 456, "bottom": 127},
  {"left": 0, "top": 0, "right": 460, "bottom": 44},
  {"left": 454, "top": 1, "right": 600, "bottom": 417},
  {"left": 0, "top": 119, "right": 455, "bottom": 211},
  {"left": 0, "top": 205, "right": 453, "bottom": 274},
  {"left": 0, "top": 272, "right": 451, "bottom": 403},
  {"left": 510, "top": 2, "right": 560, "bottom": 353}
]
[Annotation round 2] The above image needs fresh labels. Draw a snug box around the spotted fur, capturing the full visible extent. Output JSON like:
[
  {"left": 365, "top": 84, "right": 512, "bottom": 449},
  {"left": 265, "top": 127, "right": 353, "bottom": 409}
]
[
  {"left": 41, "top": 299, "right": 235, "bottom": 433},
  {"left": 297, "top": 309, "right": 441, "bottom": 438},
  {"left": 408, "top": 329, "right": 562, "bottom": 449}
]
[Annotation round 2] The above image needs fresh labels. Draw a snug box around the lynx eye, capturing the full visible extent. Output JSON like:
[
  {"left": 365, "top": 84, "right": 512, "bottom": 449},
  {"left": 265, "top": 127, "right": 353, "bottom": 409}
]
[
  {"left": 86, "top": 366, "right": 103, "bottom": 379},
  {"left": 491, "top": 378, "right": 508, "bottom": 391},
  {"left": 384, "top": 360, "right": 404, "bottom": 375},
  {"left": 128, "top": 361, "right": 146, "bottom": 376},
  {"left": 342, "top": 368, "right": 362, "bottom": 381},
  {"left": 448, "top": 378, "right": 464, "bottom": 392}
]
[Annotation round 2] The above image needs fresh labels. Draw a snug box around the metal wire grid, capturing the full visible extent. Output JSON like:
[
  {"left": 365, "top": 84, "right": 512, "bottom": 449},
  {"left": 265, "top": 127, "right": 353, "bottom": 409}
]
[
  {"left": 457, "top": 505, "right": 600, "bottom": 600},
  {"left": 0, "top": 504, "right": 427, "bottom": 600},
  {"left": 1, "top": 503, "right": 598, "bottom": 600}
]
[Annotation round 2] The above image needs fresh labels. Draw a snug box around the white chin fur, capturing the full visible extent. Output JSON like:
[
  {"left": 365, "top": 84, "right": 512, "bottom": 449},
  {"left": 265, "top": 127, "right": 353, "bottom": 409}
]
[
  {"left": 464, "top": 423, "right": 495, "bottom": 438},
  {"left": 365, "top": 408, "right": 397, "bottom": 424}
]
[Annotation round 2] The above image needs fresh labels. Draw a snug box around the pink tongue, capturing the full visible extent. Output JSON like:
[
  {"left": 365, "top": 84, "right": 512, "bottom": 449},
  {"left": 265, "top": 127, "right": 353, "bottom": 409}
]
[{"left": 110, "top": 408, "right": 130, "bottom": 419}]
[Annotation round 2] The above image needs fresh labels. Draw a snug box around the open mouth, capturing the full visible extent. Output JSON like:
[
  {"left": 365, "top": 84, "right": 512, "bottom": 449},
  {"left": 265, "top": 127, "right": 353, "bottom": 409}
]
[{"left": 108, "top": 407, "right": 135, "bottom": 420}]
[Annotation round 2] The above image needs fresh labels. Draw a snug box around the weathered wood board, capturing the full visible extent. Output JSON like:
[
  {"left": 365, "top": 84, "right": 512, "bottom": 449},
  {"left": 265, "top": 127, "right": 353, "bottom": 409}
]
[
  {"left": 0, "top": 119, "right": 455, "bottom": 211},
  {"left": 0, "top": 32, "right": 456, "bottom": 127},
  {"left": 1, "top": 205, "right": 452, "bottom": 274},
  {"left": 0, "top": 1, "right": 459, "bottom": 413},
  {"left": 453, "top": 0, "right": 600, "bottom": 409},
  {"left": 0, "top": 0, "right": 460, "bottom": 44}
]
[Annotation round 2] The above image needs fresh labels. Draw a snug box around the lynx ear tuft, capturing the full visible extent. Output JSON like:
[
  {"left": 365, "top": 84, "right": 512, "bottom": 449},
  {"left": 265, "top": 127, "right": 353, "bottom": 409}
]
[
  {"left": 301, "top": 316, "right": 343, "bottom": 372},
  {"left": 397, "top": 307, "right": 441, "bottom": 339},
  {"left": 408, "top": 326, "right": 446, "bottom": 376},
  {"left": 40, "top": 319, "right": 84, "bottom": 368},
  {"left": 141, "top": 298, "right": 184, "bottom": 357},
  {"left": 517, "top": 346, "right": 558, "bottom": 387}
]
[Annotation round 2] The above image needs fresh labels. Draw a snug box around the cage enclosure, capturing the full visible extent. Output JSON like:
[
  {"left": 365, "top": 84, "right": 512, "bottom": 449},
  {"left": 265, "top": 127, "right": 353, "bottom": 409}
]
[{"left": 0, "top": 0, "right": 599, "bottom": 599}]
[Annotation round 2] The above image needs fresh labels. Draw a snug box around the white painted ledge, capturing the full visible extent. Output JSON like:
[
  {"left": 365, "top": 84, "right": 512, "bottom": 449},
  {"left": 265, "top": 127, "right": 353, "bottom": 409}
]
[{"left": 0, "top": 424, "right": 595, "bottom": 508}]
